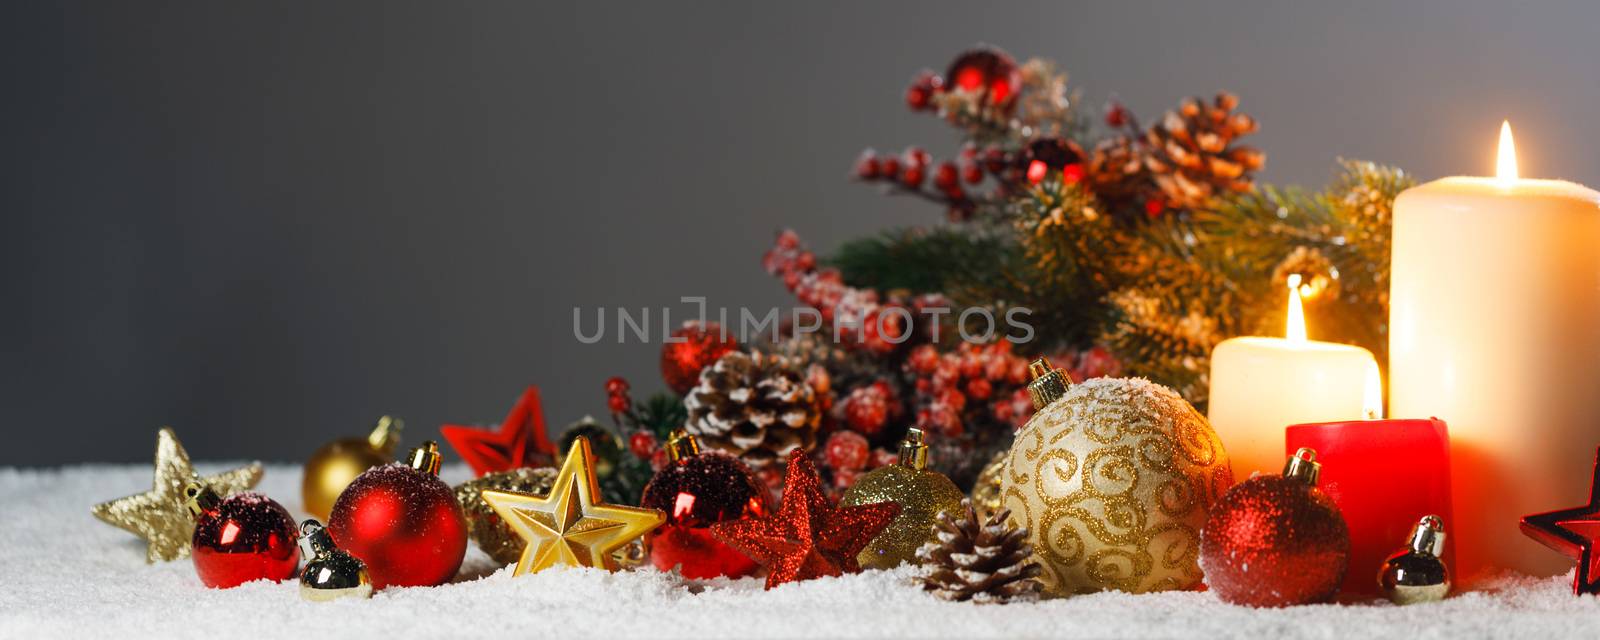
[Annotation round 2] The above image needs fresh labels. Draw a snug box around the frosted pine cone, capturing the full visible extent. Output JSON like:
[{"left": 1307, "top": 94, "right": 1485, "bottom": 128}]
[
  {"left": 1143, "top": 92, "right": 1264, "bottom": 209},
  {"left": 683, "top": 351, "right": 820, "bottom": 469},
  {"left": 1087, "top": 135, "right": 1148, "bottom": 203},
  {"left": 917, "top": 499, "right": 1042, "bottom": 603}
]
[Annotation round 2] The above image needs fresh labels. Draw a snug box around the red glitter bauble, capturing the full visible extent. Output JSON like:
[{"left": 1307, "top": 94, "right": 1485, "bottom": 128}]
[
  {"left": 944, "top": 47, "right": 1021, "bottom": 112},
  {"left": 661, "top": 321, "right": 739, "bottom": 395},
  {"left": 640, "top": 446, "right": 768, "bottom": 579},
  {"left": 1199, "top": 460, "right": 1350, "bottom": 607},
  {"left": 329, "top": 460, "right": 468, "bottom": 589},
  {"left": 190, "top": 492, "right": 300, "bottom": 589}
]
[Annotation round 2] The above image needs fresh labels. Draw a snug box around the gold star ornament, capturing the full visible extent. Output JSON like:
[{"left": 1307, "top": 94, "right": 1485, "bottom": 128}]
[
  {"left": 91, "top": 427, "right": 264, "bottom": 563},
  {"left": 481, "top": 436, "right": 664, "bottom": 575}
]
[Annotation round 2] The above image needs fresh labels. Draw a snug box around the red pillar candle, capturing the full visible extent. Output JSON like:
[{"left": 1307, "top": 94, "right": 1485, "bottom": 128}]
[{"left": 1285, "top": 418, "right": 1452, "bottom": 597}]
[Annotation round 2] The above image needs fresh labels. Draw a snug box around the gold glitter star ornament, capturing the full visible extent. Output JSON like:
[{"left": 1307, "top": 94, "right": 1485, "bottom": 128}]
[
  {"left": 481, "top": 436, "right": 664, "bottom": 575},
  {"left": 91, "top": 427, "right": 264, "bottom": 563}
]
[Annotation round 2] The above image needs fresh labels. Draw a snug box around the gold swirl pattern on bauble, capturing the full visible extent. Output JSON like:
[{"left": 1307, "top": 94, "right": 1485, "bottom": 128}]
[{"left": 999, "top": 377, "right": 1232, "bottom": 596}]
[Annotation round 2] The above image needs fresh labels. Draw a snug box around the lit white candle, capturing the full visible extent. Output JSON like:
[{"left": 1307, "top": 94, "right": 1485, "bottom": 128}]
[
  {"left": 1209, "top": 276, "right": 1384, "bottom": 483},
  {"left": 1390, "top": 122, "right": 1600, "bottom": 579}
]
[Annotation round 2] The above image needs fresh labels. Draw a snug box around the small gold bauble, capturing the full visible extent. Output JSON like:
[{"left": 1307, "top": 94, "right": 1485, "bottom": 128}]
[
  {"left": 455, "top": 467, "right": 558, "bottom": 565},
  {"left": 840, "top": 429, "right": 966, "bottom": 569},
  {"left": 1000, "top": 361, "right": 1232, "bottom": 597},
  {"left": 298, "top": 519, "right": 373, "bottom": 602},
  {"left": 1379, "top": 515, "right": 1451, "bottom": 605},
  {"left": 301, "top": 416, "right": 402, "bottom": 520}
]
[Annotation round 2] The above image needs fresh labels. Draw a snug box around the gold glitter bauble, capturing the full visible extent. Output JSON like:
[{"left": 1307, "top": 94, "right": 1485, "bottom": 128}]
[
  {"left": 455, "top": 467, "right": 557, "bottom": 565},
  {"left": 999, "top": 375, "right": 1232, "bottom": 596},
  {"left": 302, "top": 416, "right": 402, "bottom": 521},
  {"left": 840, "top": 429, "right": 966, "bottom": 570}
]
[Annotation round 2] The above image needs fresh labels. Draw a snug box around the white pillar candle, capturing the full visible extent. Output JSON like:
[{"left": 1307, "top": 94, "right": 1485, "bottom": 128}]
[
  {"left": 1209, "top": 276, "right": 1384, "bottom": 483},
  {"left": 1390, "top": 122, "right": 1600, "bottom": 579}
]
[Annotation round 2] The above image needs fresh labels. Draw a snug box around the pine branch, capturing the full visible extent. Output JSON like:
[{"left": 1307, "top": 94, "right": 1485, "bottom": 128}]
[
  {"left": 1099, "top": 161, "right": 1409, "bottom": 403},
  {"left": 829, "top": 226, "right": 1019, "bottom": 295}
]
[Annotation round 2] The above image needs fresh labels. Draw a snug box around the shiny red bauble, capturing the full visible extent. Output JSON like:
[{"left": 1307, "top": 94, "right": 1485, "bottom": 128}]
[
  {"left": 944, "top": 46, "right": 1021, "bottom": 112},
  {"left": 1199, "top": 452, "right": 1350, "bottom": 607},
  {"left": 660, "top": 321, "right": 739, "bottom": 395},
  {"left": 640, "top": 437, "right": 768, "bottom": 579},
  {"left": 328, "top": 446, "right": 468, "bottom": 589},
  {"left": 189, "top": 492, "right": 300, "bottom": 589}
]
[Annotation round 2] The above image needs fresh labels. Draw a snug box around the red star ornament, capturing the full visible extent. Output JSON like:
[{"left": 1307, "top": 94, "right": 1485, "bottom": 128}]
[
  {"left": 1521, "top": 446, "right": 1600, "bottom": 595},
  {"left": 710, "top": 449, "right": 899, "bottom": 589},
  {"left": 441, "top": 386, "right": 559, "bottom": 477}
]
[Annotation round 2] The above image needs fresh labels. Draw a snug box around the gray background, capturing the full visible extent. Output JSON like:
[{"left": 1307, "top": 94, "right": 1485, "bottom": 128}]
[{"left": 6, "top": 1, "right": 1600, "bottom": 465}]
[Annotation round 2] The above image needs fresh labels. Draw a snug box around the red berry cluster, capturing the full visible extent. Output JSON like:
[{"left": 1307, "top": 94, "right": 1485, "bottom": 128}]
[
  {"left": 905, "top": 70, "right": 942, "bottom": 112},
  {"left": 606, "top": 376, "right": 670, "bottom": 470},
  {"left": 990, "top": 386, "right": 1035, "bottom": 430},
  {"left": 853, "top": 146, "right": 962, "bottom": 197},
  {"left": 841, "top": 380, "right": 900, "bottom": 436},
  {"left": 819, "top": 430, "right": 900, "bottom": 493},
  {"left": 904, "top": 342, "right": 1033, "bottom": 438},
  {"left": 855, "top": 144, "right": 998, "bottom": 222},
  {"left": 1067, "top": 345, "right": 1124, "bottom": 382},
  {"left": 854, "top": 138, "right": 1097, "bottom": 222},
  {"left": 900, "top": 342, "right": 1127, "bottom": 437},
  {"left": 1105, "top": 100, "right": 1133, "bottom": 129},
  {"left": 822, "top": 431, "right": 870, "bottom": 488},
  {"left": 763, "top": 230, "right": 912, "bottom": 354},
  {"left": 605, "top": 376, "right": 631, "bottom": 414}
]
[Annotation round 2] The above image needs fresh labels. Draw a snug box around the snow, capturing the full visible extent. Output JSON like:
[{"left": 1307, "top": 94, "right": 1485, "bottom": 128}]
[{"left": 5, "top": 463, "right": 1599, "bottom": 639}]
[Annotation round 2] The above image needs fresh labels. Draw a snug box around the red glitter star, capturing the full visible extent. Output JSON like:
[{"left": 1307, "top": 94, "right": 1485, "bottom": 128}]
[
  {"left": 710, "top": 449, "right": 899, "bottom": 589},
  {"left": 1521, "top": 446, "right": 1600, "bottom": 595},
  {"left": 441, "top": 386, "right": 558, "bottom": 477}
]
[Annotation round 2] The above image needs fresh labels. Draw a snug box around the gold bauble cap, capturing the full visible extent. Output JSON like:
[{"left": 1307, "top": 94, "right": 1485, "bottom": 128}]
[
  {"left": 1283, "top": 447, "right": 1322, "bottom": 486},
  {"left": 301, "top": 519, "right": 338, "bottom": 556},
  {"left": 1026, "top": 358, "right": 1070, "bottom": 410},
  {"left": 897, "top": 428, "right": 929, "bottom": 471},
  {"left": 1408, "top": 514, "right": 1447, "bottom": 557},
  {"left": 664, "top": 429, "right": 701, "bottom": 463},
  {"left": 366, "top": 415, "right": 403, "bottom": 454},
  {"left": 182, "top": 479, "right": 221, "bottom": 519},
  {"left": 406, "top": 441, "right": 443, "bottom": 476}
]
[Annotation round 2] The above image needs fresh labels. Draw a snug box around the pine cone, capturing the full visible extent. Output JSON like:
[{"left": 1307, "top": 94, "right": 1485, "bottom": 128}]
[
  {"left": 917, "top": 499, "right": 1042, "bottom": 603},
  {"left": 1087, "top": 135, "right": 1148, "bottom": 202},
  {"left": 1143, "top": 92, "right": 1264, "bottom": 209},
  {"left": 683, "top": 351, "right": 820, "bottom": 469}
]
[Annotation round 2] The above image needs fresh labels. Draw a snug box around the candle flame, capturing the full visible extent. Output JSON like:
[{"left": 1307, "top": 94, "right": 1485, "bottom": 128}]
[
  {"left": 1362, "top": 360, "right": 1384, "bottom": 420},
  {"left": 1496, "top": 120, "right": 1518, "bottom": 181},
  {"left": 1286, "top": 273, "right": 1307, "bottom": 343}
]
